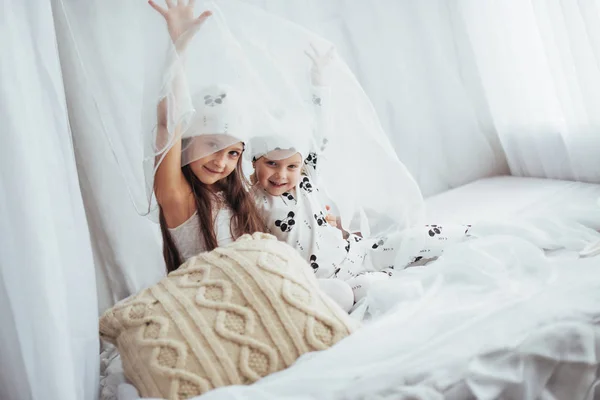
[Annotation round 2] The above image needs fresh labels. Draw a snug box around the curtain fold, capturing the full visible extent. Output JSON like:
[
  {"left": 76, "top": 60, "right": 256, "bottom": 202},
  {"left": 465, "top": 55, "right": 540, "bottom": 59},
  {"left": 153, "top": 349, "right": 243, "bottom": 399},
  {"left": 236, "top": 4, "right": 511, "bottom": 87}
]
[
  {"left": 0, "top": 1, "right": 99, "bottom": 399},
  {"left": 50, "top": 0, "right": 167, "bottom": 316},
  {"left": 455, "top": 0, "right": 600, "bottom": 182}
]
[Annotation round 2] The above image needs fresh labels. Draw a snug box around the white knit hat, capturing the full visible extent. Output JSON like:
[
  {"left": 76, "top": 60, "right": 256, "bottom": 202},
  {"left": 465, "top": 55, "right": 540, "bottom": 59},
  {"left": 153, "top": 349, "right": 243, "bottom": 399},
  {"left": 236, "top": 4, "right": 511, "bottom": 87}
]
[
  {"left": 248, "top": 135, "right": 302, "bottom": 161},
  {"left": 247, "top": 110, "right": 311, "bottom": 161},
  {"left": 181, "top": 84, "right": 248, "bottom": 166}
]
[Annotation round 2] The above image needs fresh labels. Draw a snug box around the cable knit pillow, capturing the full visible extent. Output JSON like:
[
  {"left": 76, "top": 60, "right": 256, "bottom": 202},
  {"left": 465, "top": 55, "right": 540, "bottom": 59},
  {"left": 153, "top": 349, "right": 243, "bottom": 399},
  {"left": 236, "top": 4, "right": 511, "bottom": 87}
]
[{"left": 99, "top": 233, "right": 357, "bottom": 399}]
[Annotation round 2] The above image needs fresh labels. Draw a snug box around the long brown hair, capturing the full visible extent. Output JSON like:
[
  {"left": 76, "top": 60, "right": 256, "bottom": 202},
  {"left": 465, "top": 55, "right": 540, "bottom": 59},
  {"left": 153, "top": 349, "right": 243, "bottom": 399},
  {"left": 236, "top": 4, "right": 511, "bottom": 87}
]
[{"left": 159, "top": 156, "right": 266, "bottom": 273}]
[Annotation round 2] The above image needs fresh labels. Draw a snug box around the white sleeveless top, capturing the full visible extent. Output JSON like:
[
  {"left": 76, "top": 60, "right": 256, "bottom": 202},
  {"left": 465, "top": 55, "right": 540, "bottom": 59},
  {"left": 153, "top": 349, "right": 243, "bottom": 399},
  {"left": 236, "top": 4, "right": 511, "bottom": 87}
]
[{"left": 167, "top": 196, "right": 234, "bottom": 261}]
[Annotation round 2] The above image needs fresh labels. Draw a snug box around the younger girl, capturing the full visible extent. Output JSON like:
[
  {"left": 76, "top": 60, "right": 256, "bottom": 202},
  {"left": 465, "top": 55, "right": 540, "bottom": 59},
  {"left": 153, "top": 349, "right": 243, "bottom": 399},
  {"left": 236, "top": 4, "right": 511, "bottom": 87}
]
[
  {"left": 250, "top": 46, "right": 472, "bottom": 308},
  {"left": 150, "top": 0, "right": 265, "bottom": 273},
  {"left": 250, "top": 135, "right": 473, "bottom": 307}
]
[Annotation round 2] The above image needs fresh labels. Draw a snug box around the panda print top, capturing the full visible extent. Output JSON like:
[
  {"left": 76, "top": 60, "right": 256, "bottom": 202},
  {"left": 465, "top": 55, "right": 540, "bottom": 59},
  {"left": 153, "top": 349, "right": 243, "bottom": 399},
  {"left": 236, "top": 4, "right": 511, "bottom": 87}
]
[
  {"left": 252, "top": 85, "right": 351, "bottom": 278},
  {"left": 252, "top": 176, "right": 349, "bottom": 279}
]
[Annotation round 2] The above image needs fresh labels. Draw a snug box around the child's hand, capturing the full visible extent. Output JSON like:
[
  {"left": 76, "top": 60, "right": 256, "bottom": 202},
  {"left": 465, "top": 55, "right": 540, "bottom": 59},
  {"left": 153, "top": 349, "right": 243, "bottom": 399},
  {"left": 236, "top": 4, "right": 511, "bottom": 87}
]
[
  {"left": 325, "top": 205, "right": 338, "bottom": 227},
  {"left": 148, "top": 0, "right": 212, "bottom": 51},
  {"left": 304, "top": 43, "right": 335, "bottom": 86}
]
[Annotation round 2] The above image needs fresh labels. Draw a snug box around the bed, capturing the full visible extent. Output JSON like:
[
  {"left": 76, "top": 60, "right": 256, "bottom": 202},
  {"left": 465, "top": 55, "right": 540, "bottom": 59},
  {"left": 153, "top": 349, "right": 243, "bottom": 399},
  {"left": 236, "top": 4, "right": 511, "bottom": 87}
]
[
  {"left": 100, "top": 175, "right": 600, "bottom": 400},
  {"left": 426, "top": 176, "right": 600, "bottom": 229}
]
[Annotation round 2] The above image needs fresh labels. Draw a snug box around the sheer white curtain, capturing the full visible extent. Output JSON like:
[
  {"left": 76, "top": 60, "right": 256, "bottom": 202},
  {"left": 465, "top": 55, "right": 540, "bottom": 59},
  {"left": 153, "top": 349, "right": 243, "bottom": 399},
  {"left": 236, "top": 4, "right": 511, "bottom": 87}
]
[
  {"left": 0, "top": 1, "right": 99, "bottom": 399},
  {"left": 454, "top": 0, "right": 600, "bottom": 183},
  {"left": 243, "top": 0, "right": 600, "bottom": 190},
  {"left": 51, "top": 0, "right": 166, "bottom": 315}
]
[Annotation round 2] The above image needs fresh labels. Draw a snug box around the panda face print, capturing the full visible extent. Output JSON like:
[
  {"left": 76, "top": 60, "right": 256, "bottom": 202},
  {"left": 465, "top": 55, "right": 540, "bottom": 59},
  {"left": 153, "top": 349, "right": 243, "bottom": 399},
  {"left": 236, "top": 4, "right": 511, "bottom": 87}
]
[
  {"left": 282, "top": 192, "right": 295, "bottom": 201},
  {"left": 372, "top": 237, "right": 394, "bottom": 252},
  {"left": 204, "top": 93, "right": 227, "bottom": 106},
  {"left": 312, "top": 94, "right": 322, "bottom": 106},
  {"left": 426, "top": 224, "right": 442, "bottom": 237},
  {"left": 304, "top": 152, "right": 318, "bottom": 169},
  {"left": 275, "top": 211, "right": 296, "bottom": 232},
  {"left": 299, "top": 177, "right": 313, "bottom": 193},
  {"left": 309, "top": 254, "right": 319, "bottom": 272},
  {"left": 372, "top": 238, "right": 385, "bottom": 249},
  {"left": 314, "top": 211, "right": 327, "bottom": 227}
]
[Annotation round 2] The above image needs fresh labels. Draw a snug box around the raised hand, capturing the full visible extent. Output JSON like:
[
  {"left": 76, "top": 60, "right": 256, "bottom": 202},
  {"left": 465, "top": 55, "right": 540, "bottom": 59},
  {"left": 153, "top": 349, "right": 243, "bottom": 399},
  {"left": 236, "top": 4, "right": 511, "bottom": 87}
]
[
  {"left": 148, "top": 0, "right": 212, "bottom": 50},
  {"left": 304, "top": 43, "right": 335, "bottom": 86}
]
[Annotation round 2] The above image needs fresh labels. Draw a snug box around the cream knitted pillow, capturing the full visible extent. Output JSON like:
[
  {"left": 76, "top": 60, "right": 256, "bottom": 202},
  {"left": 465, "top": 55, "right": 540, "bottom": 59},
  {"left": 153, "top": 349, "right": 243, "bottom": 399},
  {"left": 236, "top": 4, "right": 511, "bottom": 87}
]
[{"left": 99, "top": 233, "right": 357, "bottom": 400}]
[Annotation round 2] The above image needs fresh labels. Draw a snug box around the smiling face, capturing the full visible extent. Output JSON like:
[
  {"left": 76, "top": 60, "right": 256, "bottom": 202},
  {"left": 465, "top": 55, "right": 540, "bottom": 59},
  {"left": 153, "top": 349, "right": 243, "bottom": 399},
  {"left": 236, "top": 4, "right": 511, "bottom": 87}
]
[
  {"left": 253, "top": 152, "right": 303, "bottom": 196},
  {"left": 187, "top": 139, "right": 244, "bottom": 188}
]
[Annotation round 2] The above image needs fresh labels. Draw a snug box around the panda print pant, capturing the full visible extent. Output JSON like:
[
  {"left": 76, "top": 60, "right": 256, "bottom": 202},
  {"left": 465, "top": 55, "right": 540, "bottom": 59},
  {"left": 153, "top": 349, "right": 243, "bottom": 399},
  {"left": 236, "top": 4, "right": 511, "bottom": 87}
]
[
  {"left": 366, "top": 223, "right": 473, "bottom": 270},
  {"left": 331, "top": 223, "right": 473, "bottom": 303},
  {"left": 339, "top": 223, "right": 473, "bottom": 276}
]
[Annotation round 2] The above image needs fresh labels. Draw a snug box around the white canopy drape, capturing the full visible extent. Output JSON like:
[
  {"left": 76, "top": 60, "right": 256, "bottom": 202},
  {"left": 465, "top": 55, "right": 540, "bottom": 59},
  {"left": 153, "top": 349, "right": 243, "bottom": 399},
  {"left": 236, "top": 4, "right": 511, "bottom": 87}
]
[{"left": 0, "top": 1, "right": 99, "bottom": 399}]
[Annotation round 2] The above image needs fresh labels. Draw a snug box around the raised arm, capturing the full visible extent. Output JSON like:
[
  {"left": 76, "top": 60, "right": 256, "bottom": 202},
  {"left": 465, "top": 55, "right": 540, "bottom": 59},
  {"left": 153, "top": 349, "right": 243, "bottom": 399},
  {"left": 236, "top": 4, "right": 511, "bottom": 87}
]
[
  {"left": 303, "top": 44, "right": 334, "bottom": 178},
  {"left": 149, "top": 0, "right": 211, "bottom": 227}
]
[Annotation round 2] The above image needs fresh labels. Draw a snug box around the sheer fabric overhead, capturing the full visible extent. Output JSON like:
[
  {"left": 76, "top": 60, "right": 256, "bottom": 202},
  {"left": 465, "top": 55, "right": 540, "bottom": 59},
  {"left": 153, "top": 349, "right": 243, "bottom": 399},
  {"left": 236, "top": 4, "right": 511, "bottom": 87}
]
[
  {"left": 57, "top": 0, "right": 426, "bottom": 239},
  {"left": 241, "top": 0, "right": 600, "bottom": 192}
]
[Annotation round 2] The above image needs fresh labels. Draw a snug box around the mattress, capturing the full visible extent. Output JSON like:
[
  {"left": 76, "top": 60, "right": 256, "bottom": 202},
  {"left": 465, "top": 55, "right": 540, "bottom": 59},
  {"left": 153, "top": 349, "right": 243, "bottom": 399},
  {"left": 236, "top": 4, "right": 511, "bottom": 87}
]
[{"left": 425, "top": 176, "right": 600, "bottom": 230}]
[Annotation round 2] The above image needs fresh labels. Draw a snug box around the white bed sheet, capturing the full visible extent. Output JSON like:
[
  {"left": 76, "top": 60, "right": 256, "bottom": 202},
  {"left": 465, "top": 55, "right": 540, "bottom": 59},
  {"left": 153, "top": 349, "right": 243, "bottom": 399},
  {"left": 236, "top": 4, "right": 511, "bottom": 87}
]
[
  {"left": 425, "top": 176, "right": 600, "bottom": 229},
  {"left": 101, "top": 176, "right": 600, "bottom": 400}
]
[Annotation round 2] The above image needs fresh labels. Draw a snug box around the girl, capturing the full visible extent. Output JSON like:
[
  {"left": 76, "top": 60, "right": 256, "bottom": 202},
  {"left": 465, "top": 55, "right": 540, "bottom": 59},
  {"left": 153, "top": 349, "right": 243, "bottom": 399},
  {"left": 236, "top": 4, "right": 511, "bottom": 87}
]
[
  {"left": 250, "top": 134, "right": 463, "bottom": 308},
  {"left": 250, "top": 45, "right": 473, "bottom": 307},
  {"left": 150, "top": 0, "right": 265, "bottom": 273}
]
